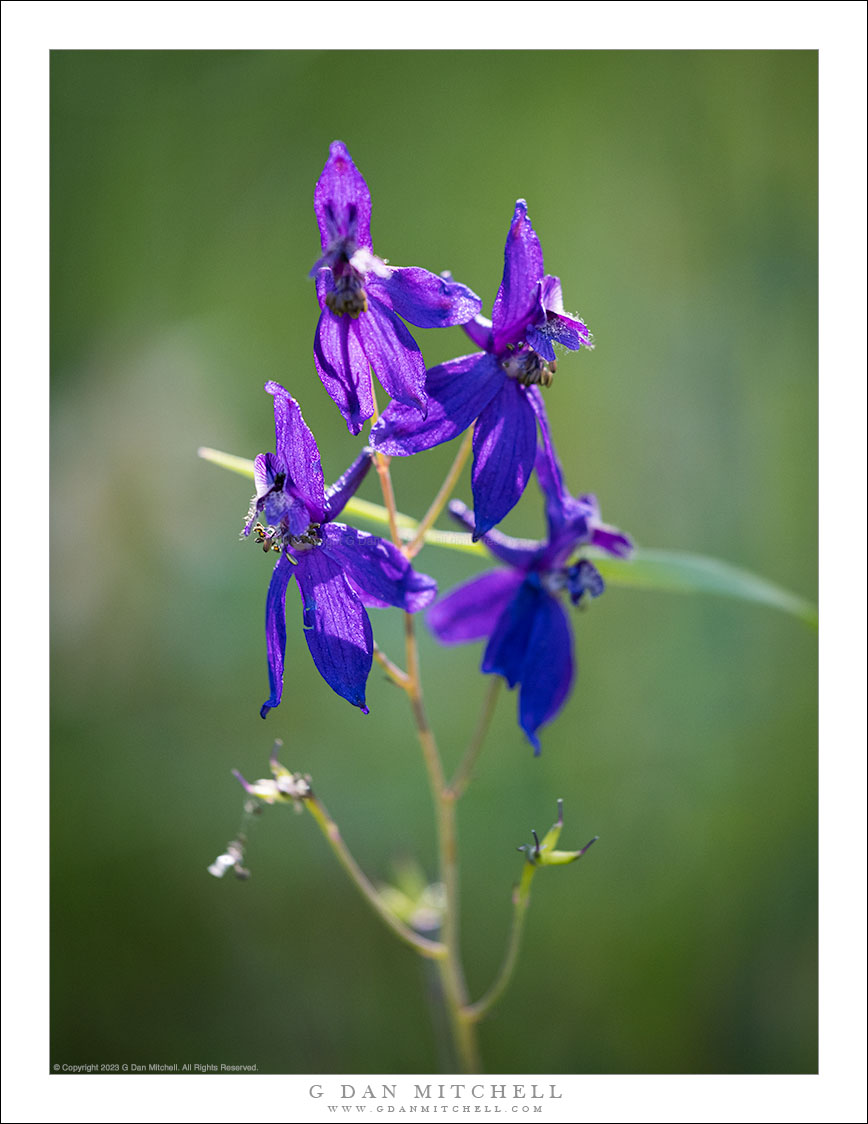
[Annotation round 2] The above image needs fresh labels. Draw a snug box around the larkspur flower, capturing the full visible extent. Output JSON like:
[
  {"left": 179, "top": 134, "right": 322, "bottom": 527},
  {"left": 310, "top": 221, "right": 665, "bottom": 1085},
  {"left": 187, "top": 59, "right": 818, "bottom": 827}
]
[
  {"left": 312, "top": 141, "right": 482, "bottom": 435},
  {"left": 427, "top": 441, "right": 631, "bottom": 753},
  {"left": 244, "top": 382, "right": 437, "bottom": 717},
  {"left": 372, "top": 199, "right": 593, "bottom": 539}
]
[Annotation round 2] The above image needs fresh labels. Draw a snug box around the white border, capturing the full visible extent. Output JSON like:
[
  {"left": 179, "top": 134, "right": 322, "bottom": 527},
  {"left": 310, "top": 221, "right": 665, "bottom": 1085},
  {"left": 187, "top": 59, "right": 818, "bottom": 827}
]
[{"left": 3, "top": 3, "right": 865, "bottom": 1122}]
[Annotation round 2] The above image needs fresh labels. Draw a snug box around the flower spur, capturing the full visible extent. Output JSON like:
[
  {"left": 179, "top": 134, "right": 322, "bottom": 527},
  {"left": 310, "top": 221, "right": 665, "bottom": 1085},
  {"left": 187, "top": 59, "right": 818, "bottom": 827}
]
[{"left": 427, "top": 440, "right": 630, "bottom": 753}]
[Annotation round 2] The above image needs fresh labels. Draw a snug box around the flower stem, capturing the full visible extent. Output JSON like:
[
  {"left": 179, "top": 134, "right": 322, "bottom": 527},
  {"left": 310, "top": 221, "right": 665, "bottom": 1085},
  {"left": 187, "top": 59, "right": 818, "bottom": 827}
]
[
  {"left": 404, "top": 612, "right": 480, "bottom": 1072},
  {"left": 304, "top": 791, "right": 445, "bottom": 960},
  {"left": 367, "top": 371, "right": 481, "bottom": 1071},
  {"left": 447, "top": 678, "right": 502, "bottom": 800},
  {"left": 465, "top": 861, "right": 536, "bottom": 1022},
  {"left": 405, "top": 429, "right": 473, "bottom": 560},
  {"left": 372, "top": 642, "right": 409, "bottom": 689},
  {"left": 374, "top": 453, "right": 403, "bottom": 549}
]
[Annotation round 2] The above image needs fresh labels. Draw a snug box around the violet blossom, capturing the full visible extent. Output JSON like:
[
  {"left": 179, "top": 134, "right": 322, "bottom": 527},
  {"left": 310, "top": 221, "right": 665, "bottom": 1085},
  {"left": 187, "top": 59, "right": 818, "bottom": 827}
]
[
  {"left": 427, "top": 442, "right": 631, "bottom": 753},
  {"left": 244, "top": 382, "right": 437, "bottom": 717},
  {"left": 371, "top": 200, "right": 593, "bottom": 539},
  {"left": 312, "top": 141, "right": 482, "bottom": 435}
]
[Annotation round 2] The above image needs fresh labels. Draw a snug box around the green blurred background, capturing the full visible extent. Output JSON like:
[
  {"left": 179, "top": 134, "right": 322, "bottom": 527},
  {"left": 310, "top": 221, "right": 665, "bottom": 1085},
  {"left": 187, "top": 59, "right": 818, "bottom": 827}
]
[{"left": 50, "top": 50, "right": 817, "bottom": 1074}]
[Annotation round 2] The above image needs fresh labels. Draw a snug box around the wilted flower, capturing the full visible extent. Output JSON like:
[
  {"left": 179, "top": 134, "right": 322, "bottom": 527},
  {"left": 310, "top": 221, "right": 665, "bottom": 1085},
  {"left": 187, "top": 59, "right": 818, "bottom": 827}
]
[
  {"left": 372, "top": 199, "right": 593, "bottom": 538},
  {"left": 207, "top": 839, "right": 250, "bottom": 880},
  {"left": 244, "top": 382, "right": 436, "bottom": 717},
  {"left": 312, "top": 141, "right": 482, "bottom": 435},
  {"left": 427, "top": 441, "right": 631, "bottom": 752},
  {"left": 232, "top": 740, "right": 311, "bottom": 807}
]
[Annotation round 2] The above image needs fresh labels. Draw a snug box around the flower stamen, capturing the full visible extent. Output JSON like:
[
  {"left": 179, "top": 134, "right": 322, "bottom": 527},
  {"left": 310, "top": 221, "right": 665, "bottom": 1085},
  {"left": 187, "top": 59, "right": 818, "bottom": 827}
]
[
  {"left": 249, "top": 521, "right": 322, "bottom": 555},
  {"left": 287, "top": 522, "right": 322, "bottom": 550},
  {"left": 252, "top": 522, "right": 283, "bottom": 553},
  {"left": 501, "top": 346, "right": 556, "bottom": 388},
  {"left": 325, "top": 272, "right": 368, "bottom": 319}
]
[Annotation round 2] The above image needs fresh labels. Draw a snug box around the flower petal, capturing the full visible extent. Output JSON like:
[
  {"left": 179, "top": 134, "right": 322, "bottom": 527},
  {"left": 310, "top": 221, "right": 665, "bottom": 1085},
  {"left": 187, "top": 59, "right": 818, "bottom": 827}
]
[
  {"left": 371, "top": 352, "right": 503, "bottom": 457},
  {"left": 323, "top": 448, "right": 373, "bottom": 522},
  {"left": 314, "top": 269, "right": 331, "bottom": 311},
  {"left": 517, "top": 591, "right": 574, "bottom": 754},
  {"left": 491, "top": 200, "right": 545, "bottom": 353},
  {"left": 578, "top": 493, "right": 633, "bottom": 557},
  {"left": 540, "top": 274, "right": 566, "bottom": 314},
  {"left": 590, "top": 525, "right": 633, "bottom": 557},
  {"left": 264, "top": 383, "right": 325, "bottom": 521},
  {"left": 471, "top": 380, "right": 538, "bottom": 538},
  {"left": 369, "top": 267, "right": 482, "bottom": 328},
  {"left": 481, "top": 575, "right": 543, "bottom": 688},
  {"left": 313, "top": 309, "right": 374, "bottom": 436},
  {"left": 314, "top": 140, "right": 372, "bottom": 252},
  {"left": 260, "top": 552, "right": 297, "bottom": 719},
  {"left": 321, "top": 524, "right": 437, "bottom": 611},
  {"left": 529, "top": 275, "right": 593, "bottom": 359},
  {"left": 357, "top": 299, "right": 427, "bottom": 413},
  {"left": 447, "top": 499, "right": 541, "bottom": 570},
  {"left": 428, "top": 569, "right": 525, "bottom": 645},
  {"left": 523, "top": 326, "right": 557, "bottom": 364},
  {"left": 294, "top": 548, "right": 373, "bottom": 713},
  {"left": 245, "top": 451, "right": 314, "bottom": 537},
  {"left": 525, "top": 315, "right": 592, "bottom": 362},
  {"left": 462, "top": 313, "right": 494, "bottom": 352}
]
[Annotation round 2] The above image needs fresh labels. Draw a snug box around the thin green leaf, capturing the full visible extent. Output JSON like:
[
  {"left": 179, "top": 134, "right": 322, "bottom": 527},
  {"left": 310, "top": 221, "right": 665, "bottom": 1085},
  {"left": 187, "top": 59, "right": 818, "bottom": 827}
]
[
  {"left": 199, "top": 447, "right": 815, "bottom": 625},
  {"left": 343, "top": 497, "right": 417, "bottom": 532},
  {"left": 592, "top": 548, "right": 818, "bottom": 627},
  {"left": 197, "top": 447, "right": 256, "bottom": 479}
]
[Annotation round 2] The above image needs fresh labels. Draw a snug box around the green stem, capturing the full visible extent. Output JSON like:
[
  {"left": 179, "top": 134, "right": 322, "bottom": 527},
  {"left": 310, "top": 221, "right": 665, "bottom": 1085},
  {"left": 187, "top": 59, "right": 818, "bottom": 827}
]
[
  {"left": 404, "top": 429, "right": 473, "bottom": 560},
  {"left": 447, "top": 678, "right": 501, "bottom": 800},
  {"left": 404, "top": 612, "right": 480, "bottom": 1072},
  {"left": 304, "top": 792, "right": 445, "bottom": 961},
  {"left": 447, "top": 674, "right": 501, "bottom": 800},
  {"left": 372, "top": 642, "right": 409, "bottom": 689},
  {"left": 466, "top": 861, "right": 536, "bottom": 1022},
  {"left": 366, "top": 395, "right": 481, "bottom": 1072}
]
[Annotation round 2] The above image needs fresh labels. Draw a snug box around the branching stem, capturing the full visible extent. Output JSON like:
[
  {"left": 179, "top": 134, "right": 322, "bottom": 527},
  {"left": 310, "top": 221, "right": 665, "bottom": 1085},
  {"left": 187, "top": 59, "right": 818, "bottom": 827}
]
[{"left": 372, "top": 642, "right": 409, "bottom": 688}]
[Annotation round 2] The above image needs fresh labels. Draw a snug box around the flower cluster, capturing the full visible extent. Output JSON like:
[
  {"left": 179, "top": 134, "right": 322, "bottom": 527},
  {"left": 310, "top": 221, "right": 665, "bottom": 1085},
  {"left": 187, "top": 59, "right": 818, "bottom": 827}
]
[{"left": 236, "top": 141, "right": 630, "bottom": 752}]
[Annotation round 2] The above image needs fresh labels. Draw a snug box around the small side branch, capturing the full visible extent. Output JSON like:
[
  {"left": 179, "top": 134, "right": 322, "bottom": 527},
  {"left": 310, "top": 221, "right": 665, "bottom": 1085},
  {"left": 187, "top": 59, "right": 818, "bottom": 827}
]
[
  {"left": 447, "top": 678, "right": 501, "bottom": 800},
  {"left": 304, "top": 793, "right": 445, "bottom": 961},
  {"left": 373, "top": 642, "right": 410, "bottom": 688},
  {"left": 465, "top": 862, "right": 536, "bottom": 1022},
  {"left": 405, "top": 429, "right": 474, "bottom": 560}
]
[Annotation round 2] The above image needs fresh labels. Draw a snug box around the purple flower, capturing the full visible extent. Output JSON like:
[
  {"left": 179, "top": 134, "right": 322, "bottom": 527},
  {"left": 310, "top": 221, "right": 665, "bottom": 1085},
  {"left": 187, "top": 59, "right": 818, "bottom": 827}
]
[
  {"left": 427, "top": 441, "right": 630, "bottom": 753},
  {"left": 244, "top": 382, "right": 437, "bottom": 717},
  {"left": 371, "top": 199, "right": 593, "bottom": 539},
  {"left": 312, "top": 141, "right": 482, "bottom": 436}
]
